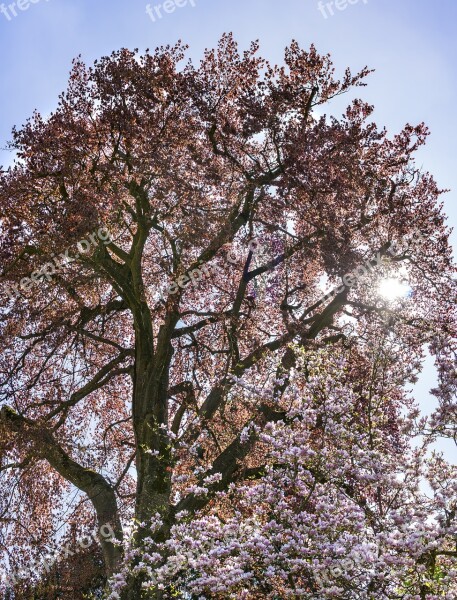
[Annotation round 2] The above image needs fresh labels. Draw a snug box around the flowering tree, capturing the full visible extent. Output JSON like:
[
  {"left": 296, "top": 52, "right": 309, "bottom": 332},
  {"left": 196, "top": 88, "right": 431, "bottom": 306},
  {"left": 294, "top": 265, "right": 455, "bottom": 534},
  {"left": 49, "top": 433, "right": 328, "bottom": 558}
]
[{"left": 0, "top": 34, "right": 455, "bottom": 599}]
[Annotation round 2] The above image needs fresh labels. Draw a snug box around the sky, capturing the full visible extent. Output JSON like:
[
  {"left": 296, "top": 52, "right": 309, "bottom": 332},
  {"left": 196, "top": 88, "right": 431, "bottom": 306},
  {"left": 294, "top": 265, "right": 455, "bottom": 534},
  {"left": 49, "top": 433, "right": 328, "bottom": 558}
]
[{"left": 0, "top": 0, "right": 455, "bottom": 459}]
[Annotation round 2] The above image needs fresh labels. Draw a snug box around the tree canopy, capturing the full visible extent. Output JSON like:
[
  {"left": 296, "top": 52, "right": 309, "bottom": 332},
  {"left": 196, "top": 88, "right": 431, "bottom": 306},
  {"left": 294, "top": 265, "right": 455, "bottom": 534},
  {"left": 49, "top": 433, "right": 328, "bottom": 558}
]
[{"left": 0, "top": 34, "right": 456, "bottom": 599}]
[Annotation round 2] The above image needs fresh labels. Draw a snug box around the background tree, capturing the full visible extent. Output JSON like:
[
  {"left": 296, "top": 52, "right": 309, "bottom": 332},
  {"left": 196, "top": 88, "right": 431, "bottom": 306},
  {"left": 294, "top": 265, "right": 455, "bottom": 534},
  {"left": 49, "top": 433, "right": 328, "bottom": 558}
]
[
  {"left": 0, "top": 34, "right": 455, "bottom": 599},
  {"left": 12, "top": 543, "right": 105, "bottom": 600}
]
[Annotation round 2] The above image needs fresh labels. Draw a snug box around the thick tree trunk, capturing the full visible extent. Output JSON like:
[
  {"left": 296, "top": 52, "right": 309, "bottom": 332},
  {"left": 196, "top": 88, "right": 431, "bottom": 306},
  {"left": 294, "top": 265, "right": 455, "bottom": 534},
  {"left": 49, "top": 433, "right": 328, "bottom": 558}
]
[{"left": 119, "top": 306, "right": 177, "bottom": 598}]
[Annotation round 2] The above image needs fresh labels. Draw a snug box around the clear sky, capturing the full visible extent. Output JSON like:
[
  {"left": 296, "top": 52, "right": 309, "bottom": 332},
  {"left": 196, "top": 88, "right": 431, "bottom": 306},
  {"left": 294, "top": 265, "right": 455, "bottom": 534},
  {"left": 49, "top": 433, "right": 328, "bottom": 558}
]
[{"left": 0, "top": 0, "right": 455, "bottom": 458}]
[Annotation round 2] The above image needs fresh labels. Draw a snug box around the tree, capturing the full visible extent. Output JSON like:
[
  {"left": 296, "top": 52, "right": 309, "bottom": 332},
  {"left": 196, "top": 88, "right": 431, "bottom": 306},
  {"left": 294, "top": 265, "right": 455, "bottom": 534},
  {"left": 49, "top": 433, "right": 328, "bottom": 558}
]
[
  {"left": 12, "top": 542, "right": 105, "bottom": 599},
  {"left": 0, "top": 34, "right": 455, "bottom": 599}
]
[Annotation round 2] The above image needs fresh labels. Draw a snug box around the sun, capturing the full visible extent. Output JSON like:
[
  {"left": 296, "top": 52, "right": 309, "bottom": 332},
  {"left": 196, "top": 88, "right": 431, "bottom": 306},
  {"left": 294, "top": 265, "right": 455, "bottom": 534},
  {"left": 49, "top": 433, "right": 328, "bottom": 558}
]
[{"left": 378, "top": 278, "right": 411, "bottom": 301}]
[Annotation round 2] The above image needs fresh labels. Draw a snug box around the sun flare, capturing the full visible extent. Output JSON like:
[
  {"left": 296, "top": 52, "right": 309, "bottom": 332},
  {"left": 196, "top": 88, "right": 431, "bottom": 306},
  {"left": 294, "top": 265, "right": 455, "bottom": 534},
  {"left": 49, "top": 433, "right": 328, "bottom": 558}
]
[{"left": 378, "top": 278, "right": 411, "bottom": 301}]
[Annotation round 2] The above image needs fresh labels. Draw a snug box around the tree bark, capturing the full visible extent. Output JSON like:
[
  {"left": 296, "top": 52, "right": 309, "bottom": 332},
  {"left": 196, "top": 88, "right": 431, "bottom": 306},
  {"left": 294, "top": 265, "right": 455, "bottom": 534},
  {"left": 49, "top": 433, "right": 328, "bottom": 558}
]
[{"left": 0, "top": 406, "right": 123, "bottom": 578}]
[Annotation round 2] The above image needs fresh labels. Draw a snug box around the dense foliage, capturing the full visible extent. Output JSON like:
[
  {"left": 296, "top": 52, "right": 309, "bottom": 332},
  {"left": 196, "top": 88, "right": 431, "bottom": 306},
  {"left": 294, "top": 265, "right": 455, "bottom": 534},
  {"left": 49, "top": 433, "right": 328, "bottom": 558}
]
[{"left": 0, "top": 35, "right": 455, "bottom": 598}]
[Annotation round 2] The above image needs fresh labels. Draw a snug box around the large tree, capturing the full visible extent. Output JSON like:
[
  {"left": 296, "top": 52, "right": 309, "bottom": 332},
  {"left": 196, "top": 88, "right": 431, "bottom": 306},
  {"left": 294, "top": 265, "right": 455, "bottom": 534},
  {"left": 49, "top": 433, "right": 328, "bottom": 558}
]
[{"left": 0, "top": 35, "right": 455, "bottom": 599}]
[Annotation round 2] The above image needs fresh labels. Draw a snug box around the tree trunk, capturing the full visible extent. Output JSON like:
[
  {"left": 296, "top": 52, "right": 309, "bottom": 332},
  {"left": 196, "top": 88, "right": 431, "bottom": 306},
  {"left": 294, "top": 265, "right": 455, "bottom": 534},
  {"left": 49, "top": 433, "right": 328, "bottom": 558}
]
[{"left": 119, "top": 309, "right": 177, "bottom": 598}]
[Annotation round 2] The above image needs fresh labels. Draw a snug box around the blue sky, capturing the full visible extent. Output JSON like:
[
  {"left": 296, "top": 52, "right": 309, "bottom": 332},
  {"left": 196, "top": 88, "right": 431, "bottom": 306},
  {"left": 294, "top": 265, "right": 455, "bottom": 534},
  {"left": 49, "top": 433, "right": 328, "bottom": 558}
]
[{"left": 0, "top": 0, "right": 455, "bottom": 458}]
